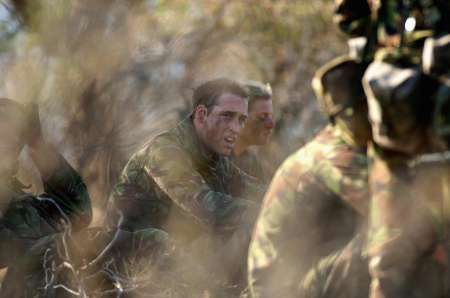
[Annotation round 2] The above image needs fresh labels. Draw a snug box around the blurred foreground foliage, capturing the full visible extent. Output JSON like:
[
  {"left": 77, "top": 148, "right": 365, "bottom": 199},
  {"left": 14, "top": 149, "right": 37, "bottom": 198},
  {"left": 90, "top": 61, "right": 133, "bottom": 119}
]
[{"left": 0, "top": 0, "right": 345, "bottom": 223}]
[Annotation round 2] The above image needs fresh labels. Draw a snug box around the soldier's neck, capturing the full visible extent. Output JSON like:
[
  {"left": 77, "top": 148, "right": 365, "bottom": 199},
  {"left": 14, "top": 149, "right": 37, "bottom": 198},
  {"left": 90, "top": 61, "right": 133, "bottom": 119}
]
[{"left": 234, "top": 138, "right": 250, "bottom": 157}]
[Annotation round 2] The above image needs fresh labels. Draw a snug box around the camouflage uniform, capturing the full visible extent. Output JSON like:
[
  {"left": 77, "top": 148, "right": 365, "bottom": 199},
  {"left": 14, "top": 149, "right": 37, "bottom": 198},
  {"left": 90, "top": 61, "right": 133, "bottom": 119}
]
[
  {"left": 231, "top": 81, "right": 274, "bottom": 185},
  {"left": 333, "top": 1, "right": 450, "bottom": 297},
  {"left": 107, "top": 117, "right": 261, "bottom": 234},
  {"left": 248, "top": 124, "right": 369, "bottom": 298},
  {"left": 247, "top": 54, "right": 372, "bottom": 298},
  {"left": 0, "top": 151, "right": 92, "bottom": 297},
  {"left": 106, "top": 118, "right": 263, "bottom": 292}
]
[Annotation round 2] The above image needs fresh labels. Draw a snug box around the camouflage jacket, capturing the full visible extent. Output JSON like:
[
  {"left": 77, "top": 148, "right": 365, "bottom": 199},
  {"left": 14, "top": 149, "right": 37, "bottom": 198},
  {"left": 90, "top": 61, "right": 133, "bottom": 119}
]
[
  {"left": 107, "top": 119, "right": 263, "bottom": 243},
  {"left": 0, "top": 152, "right": 91, "bottom": 298},
  {"left": 0, "top": 154, "right": 92, "bottom": 268},
  {"left": 248, "top": 125, "right": 369, "bottom": 298}
]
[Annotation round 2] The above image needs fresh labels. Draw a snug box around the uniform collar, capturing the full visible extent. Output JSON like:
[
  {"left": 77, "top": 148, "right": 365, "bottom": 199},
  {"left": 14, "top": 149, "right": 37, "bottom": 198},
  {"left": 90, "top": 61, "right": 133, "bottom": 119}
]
[
  {"left": 332, "top": 124, "right": 367, "bottom": 151},
  {"left": 176, "top": 119, "right": 222, "bottom": 169}
]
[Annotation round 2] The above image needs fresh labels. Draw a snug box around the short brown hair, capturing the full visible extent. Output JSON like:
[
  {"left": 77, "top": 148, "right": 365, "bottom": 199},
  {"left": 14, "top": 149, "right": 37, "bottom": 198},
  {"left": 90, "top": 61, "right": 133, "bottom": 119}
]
[
  {"left": 243, "top": 81, "right": 272, "bottom": 109},
  {"left": 192, "top": 78, "right": 248, "bottom": 112}
]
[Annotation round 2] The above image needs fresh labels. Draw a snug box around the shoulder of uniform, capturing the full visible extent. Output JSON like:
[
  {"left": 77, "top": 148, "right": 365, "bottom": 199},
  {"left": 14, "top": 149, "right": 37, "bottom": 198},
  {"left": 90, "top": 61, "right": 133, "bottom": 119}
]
[
  {"left": 288, "top": 126, "right": 341, "bottom": 167},
  {"left": 136, "top": 129, "right": 179, "bottom": 156}
]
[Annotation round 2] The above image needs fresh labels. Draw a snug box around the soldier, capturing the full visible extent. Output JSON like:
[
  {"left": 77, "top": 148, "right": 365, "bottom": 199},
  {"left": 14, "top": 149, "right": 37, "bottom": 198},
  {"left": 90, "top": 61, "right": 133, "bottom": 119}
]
[
  {"left": 334, "top": 1, "right": 450, "bottom": 297},
  {"left": 0, "top": 99, "right": 92, "bottom": 297},
  {"left": 247, "top": 56, "right": 372, "bottom": 298},
  {"left": 106, "top": 78, "right": 263, "bottom": 294},
  {"left": 232, "top": 81, "right": 274, "bottom": 184}
]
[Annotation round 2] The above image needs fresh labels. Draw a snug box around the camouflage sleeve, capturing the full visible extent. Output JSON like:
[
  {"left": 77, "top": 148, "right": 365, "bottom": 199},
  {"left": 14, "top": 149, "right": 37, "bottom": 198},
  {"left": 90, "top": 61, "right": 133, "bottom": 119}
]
[
  {"left": 0, "top": 151, "right": 91, "bottom": 268},
  {"left": 36, "top": 153, "right": 92, "bottom": 232},
  {"left": 0, "top": 165, "right": 89, "bottom": 256},
  {"left": 0, "top": 198, "right": 60, "bottom": 268},
  {"left": 367, "top": 149, "right": 438, "bottom": 298},
  {"left": 113, "top": 139, "right": 257, "bottom": 232},
  {"left": 248, "top": 155, "right": 318, "bottom": 298},
  {"left": 313, "top": 147, "right": 369, "bottom": 216},
  {"left": 107, "top": 152, "right": 170, "bottom": 231},
  {"left": 151, "top": 145, "right": 257, "bottom": 230},
  {"left": 0, "top": 154, "right": 92, "bottom": 247}
]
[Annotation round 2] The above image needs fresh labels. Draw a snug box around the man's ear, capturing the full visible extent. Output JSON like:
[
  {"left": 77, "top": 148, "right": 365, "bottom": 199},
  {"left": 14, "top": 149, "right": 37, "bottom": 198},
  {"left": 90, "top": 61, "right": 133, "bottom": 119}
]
[{"left": 194, "top": 105, "right": 207, "bottom": 123}]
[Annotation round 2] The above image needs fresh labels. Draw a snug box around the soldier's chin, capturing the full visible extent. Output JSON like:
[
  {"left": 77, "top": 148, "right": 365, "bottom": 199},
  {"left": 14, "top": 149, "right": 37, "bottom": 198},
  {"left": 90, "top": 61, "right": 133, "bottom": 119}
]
[
  {"left": 220, "top": 145, "right": 233, "bottom": 156},
  {"left": 257, "top": 133, "right": 271, "bottom": 145}
]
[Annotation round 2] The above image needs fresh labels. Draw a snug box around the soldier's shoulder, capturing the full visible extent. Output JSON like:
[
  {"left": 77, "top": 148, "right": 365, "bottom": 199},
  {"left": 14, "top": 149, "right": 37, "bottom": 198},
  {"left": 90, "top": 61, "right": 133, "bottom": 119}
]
[
  {"left": 277, "top": 136, "right": 323, "bottom": 178},
  {"left": 136, "top": 128, "right": 181, "bottom": 158},
  {"left": 311, "top": 125, "right": 356, "bottom": 158},
  {"left": 273, "top": 127, "right": 343, "bottom": 182},
  {"left": 289, "top": 126, "right": 337, "bottom": 162}
]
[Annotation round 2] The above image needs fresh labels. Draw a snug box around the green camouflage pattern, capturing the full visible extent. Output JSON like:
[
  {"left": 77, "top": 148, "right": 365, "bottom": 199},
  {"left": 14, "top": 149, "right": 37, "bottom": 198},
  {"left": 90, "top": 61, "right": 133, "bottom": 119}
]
[
  {"left": 107, "top": 118, "right": 262, "bottom": 241},
  {"left": 366, "top": 146, "right": 450, "bottom": 298},
  {"left": 299, "top": 234, "right": 370, "bottom": 298},
  {"left": 361, "top": 2, "right": 450, "bottom": 298},
  {"left": 106, "top": 118, "right": 264, "bottom": 293},
  {"left": 0, "top": 153, "right": 92, "bottom": 297},
  {"left": 248, "top": 125, "right": 369, "bottom": 298}
]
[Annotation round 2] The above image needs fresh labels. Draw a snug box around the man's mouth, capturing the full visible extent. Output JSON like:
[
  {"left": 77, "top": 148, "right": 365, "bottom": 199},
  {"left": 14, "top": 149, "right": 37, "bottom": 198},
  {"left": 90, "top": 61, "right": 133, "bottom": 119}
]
[
  {"left": 224, "top": 136, "right": 235, "bottom": 146},
  {"left": 263, "top": 129, "right": 272, "bottom": 136}
]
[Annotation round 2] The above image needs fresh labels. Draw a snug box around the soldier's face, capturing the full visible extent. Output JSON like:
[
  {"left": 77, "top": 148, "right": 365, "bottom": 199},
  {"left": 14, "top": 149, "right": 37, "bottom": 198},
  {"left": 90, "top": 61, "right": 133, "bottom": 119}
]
[
  {"left": 201, "top": 93, "right": 248, "bottom": 156},
  {"left": 239, "top": 98, "right": 274, "bottom": 146}
]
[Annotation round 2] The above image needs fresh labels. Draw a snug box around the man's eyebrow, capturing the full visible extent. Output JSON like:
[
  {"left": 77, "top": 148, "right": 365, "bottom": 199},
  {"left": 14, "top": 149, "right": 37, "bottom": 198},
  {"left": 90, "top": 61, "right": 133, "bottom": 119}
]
[{"left": 219, "top": 110, "right": 241, "bottom": 114}]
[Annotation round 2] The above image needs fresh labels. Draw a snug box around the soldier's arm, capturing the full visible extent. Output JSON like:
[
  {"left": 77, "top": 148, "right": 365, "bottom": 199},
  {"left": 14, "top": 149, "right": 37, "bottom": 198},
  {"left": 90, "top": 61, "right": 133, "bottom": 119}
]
[
  {"left": 314, "top": 149, "right": 369, "bottom": 216},
  {"left": 367, "top": 152, "right": 437, "bottom": 298},
  {"left": 21, "top": 103, "right": 91, "bottom": 232},
  {"left": 28, "top": 140, "right": 92, "bottom": 232},
  {"left": 0, "top": 198, "right": 62, "bottom": 268},
  {"left": 248, "top": 156, "right": 311, "bottom": 298},
  {"left": 107, "top": 153, "right": 169, "bottom": 231},
  {"left": 146, "top": 142, "right": 257, "bottom": 231}
]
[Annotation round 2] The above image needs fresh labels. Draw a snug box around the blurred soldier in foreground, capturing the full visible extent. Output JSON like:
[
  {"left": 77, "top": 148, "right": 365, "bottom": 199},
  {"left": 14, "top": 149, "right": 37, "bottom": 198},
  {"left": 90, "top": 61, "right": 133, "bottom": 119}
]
[
  {"left": 334, "top": 0, "right": 450, "bottom": 297},
  {"left": 0, "top": 99, "right": 92, "bottom": 297},
  {"left": 248, "top": 56, "right": 371, "bottom": 298},
  {"left": 106, "top": 78, "right": 263, "bottom": 295},
  {"left": 232, "top": 81, "right": 275, "bottom": 184}
]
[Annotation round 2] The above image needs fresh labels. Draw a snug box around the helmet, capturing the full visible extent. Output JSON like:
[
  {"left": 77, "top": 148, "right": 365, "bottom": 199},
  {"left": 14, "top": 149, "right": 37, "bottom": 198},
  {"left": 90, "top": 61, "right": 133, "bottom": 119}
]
[
  {"left": 333, "top": 0, "right": 371, "bottom": 37},
  {"left": 312, "top": 55, "right": 367, "bottom": 119}
]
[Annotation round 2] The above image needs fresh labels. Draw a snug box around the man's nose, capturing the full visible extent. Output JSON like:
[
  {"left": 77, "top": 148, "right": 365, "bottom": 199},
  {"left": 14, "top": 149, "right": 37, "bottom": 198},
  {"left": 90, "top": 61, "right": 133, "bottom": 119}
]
[
  {"left": 264, "top": 117, "right": 275, "bottom": 129},
  {"left": 229, "top": 118, "right": 242, "bottom": 134}
]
